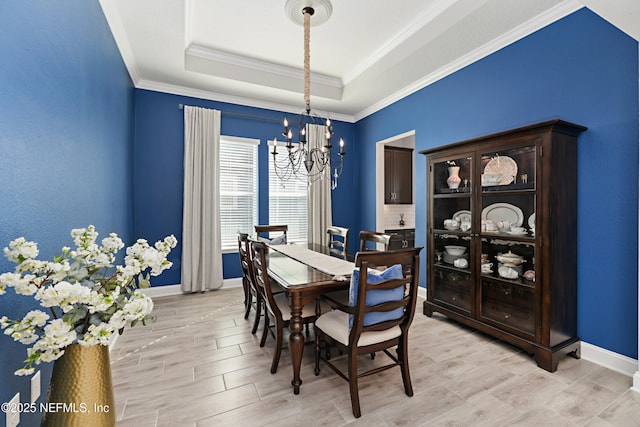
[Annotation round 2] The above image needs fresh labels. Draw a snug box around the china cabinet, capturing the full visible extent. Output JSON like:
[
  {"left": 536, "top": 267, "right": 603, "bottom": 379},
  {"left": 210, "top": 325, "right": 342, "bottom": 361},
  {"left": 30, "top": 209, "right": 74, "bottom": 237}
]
[
  {"left": 384, "top": 147, "right": 413, "bottom": 204},
  {"left": 420, "top": 120, "right": 586, "bottom": 372}
]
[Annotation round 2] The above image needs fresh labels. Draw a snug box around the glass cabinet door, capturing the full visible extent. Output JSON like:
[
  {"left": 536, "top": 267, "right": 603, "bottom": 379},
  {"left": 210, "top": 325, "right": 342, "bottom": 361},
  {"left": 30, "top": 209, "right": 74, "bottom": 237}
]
[
  {"left": 430, "top": 154, "right": 474, "bottom": 316},
  {"left": 477, "top": 143, "right": 537, "bottom": 338},
  {"left": 433, "top": 155, "right": 472, "bottom": 195}
]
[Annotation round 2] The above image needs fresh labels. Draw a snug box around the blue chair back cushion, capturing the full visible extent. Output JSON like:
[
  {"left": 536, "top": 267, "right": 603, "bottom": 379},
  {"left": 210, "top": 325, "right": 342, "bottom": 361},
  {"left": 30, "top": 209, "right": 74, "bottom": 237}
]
[
  {"left": 257, "top": 234, "right": 286, "bottom": 245},
  {"left": 348, "top": 264, "right": 404, "bottom": 328}
]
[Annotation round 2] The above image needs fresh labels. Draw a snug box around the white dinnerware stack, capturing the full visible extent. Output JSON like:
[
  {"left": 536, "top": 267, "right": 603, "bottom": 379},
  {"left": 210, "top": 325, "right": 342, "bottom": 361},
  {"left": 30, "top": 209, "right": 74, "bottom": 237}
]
[
  {"left": 496, "top": 251, "right": 525, "bottom": 278},
  {"left": 443, "top": 245, "right": 468, "bottom": 267}
]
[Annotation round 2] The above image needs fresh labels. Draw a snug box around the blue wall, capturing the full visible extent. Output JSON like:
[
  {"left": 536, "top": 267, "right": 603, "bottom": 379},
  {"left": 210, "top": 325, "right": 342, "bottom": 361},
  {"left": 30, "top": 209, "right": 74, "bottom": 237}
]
[
  {"left": 0, "top": 7, "right": 636, "bottom": 423},
  {"left": 356, "top": 8, "right": 639, "bottom": 359},
  {"left": 0, "top": 1, "right": 134, "bottom": 425},
  {"left": 133, "top": 89, "right": 357, "bottom": 284}
]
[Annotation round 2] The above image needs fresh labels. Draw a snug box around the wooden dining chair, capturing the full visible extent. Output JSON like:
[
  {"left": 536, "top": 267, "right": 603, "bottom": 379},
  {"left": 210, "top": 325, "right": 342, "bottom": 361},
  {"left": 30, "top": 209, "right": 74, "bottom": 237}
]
[
  {"left": 358, "top": 230, "right": 391, "bottom": 251},
  {"left": 254, "top": 224, "right": 288, "bottom": 244},
  {"left": 327, "top": 225, "right": 350, "bottom": 258},
  {"left": 238, "top": 232, "right": 263, "bottom": 334},
  {"left": 314, "top": 246, "right": 423, "bottom": 418},
  {"left": 250, "top": 240, "right": 320, "bottom": 374}
]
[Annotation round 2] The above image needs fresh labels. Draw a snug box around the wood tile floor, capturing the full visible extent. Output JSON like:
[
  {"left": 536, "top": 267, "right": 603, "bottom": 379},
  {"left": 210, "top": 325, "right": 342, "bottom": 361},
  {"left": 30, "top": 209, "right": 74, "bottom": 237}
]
[{"left": 111, "top": 287, "right": 639, "bottom": 426}]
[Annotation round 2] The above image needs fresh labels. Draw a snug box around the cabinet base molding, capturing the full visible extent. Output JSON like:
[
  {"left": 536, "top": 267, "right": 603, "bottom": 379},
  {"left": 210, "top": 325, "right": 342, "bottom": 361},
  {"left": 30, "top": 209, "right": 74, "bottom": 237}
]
[{"left": 424, "top": 301, "right": 580, "bottom": 373}]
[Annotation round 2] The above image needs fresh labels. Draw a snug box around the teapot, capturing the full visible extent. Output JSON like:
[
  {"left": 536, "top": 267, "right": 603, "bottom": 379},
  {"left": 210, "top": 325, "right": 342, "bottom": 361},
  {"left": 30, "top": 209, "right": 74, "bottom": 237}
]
[{"left": 497, "top": 221, "right": 513, "bottom": 232}]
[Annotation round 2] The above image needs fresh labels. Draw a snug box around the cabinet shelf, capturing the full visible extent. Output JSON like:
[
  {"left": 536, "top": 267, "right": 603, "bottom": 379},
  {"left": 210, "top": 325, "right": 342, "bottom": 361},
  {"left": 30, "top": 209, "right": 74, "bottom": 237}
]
[
  {"left": 437, "top": 187, "right": 472, "bottom": 195},
  {"left": 422, "top": 119, "right": 586, "bottom": 373},
  {"left": 434, "top": 263, "right": 471, "bottom": 274},
  {"left": 479, "top": 273, "right": 536, "bottom": 289},
  {"left": 482, "top": 182, "right": 535, "bottom": 192},
  {"left": 481, "top": 188, "right": 537, "bottom": 196},
  {"left": 480, "top": 233, "right": 535, "bottom": 243}
]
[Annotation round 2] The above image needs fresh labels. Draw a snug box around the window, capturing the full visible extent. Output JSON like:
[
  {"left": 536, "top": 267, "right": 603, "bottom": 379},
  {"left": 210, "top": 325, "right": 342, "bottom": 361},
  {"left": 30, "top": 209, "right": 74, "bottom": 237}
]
[
  {"left": 269, "top": 143, "right": 308, "bottom": 244},
  {"left": 219, "top": 136, "right": 259, "bottom": 251}
]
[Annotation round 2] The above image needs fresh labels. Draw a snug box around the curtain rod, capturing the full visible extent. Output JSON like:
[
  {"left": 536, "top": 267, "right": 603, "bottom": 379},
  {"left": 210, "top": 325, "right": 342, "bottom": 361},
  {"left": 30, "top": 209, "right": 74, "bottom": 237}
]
[{"left": 178, "top": 103, "right": 283, "bottom": 124}]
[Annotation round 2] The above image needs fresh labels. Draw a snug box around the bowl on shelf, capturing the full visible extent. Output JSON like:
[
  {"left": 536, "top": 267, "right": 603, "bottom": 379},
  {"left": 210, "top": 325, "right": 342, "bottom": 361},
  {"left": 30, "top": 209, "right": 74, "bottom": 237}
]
[
  {"left": 453, "top": 258, "right": 468, "bottom": 268},
  {"left": 444, "top": 245, "right": 466, "bottom": 256},
  {"left": 523, "top": 270, "right": 536, "bottom": 281},
  {"left": 443, "top": 219, "right": 460, "bottom": 230},
  {"left": 481, "top": 173, "right": 501, "bottom": 186},
  {"left": 496, "top": 251, "right": 524, "bottom": 266},
  {"left": 498, "top": 266, "right": 519, "bottom": 279},
  {"left": 443, "top": 252, "right": 467, "bottom": 265}
]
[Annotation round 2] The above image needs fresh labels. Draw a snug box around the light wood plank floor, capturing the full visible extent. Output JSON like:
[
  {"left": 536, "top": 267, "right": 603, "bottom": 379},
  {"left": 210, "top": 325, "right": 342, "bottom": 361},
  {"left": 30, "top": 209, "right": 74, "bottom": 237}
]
[{"left": 111, "top": 287, "right": 639, "bottom": 426}]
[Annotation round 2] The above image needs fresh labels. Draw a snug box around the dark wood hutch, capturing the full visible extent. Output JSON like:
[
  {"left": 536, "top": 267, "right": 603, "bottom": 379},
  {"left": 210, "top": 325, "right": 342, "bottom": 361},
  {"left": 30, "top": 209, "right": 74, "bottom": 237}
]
[{"left": 420, "top": 119, "right": 586, "bottom": 372}]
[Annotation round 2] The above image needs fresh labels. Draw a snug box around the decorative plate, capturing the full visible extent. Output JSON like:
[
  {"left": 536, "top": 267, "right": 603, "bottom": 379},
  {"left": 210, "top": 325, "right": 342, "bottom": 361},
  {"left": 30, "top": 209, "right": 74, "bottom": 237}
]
[
  {"left": 482, "top": 203, "right": 524, "bottom": 227},
  {"left": 528, "top": 213, "right": 535, "bottom": 229},
  {"left": 483, "top": 156, "right": 517, "bottom": 185},
  {"left": 452, "top": 210, "right": 471, "bottom": 224}
]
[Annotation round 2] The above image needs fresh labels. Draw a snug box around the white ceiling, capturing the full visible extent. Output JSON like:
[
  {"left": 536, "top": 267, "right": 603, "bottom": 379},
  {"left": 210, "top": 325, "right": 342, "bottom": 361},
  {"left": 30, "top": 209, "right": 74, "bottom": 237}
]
[{"left": 100, "top": 0, "right": 639, "bottom": 122}]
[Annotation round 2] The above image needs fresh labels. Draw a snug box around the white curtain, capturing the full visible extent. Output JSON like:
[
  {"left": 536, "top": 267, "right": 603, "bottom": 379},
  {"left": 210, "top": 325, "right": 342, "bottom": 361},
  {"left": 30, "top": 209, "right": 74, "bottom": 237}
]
[
  {"left": 307, "top": 124, "right": 332, "bottom": 245},
  {"left": 181, "top": 106, "right": 223, "bottom": 293}
]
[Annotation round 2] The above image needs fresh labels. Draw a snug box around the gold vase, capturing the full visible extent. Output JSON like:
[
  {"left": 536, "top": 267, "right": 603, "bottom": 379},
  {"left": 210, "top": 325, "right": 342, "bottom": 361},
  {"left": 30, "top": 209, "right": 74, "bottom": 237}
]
[{"left": 41, "top": 344, "right": 115, "bottom": 427}]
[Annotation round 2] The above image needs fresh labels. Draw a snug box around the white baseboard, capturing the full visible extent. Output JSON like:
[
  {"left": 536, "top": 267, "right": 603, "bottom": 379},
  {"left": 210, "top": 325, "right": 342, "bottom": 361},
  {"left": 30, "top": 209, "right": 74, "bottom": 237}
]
[
  {"left": 580, "top": 341, "right": 638, "bottom": 378},
  {"left": 222, "top": 277, "right": 243, "bottom": 289},
  {"left": 140, "top": 277, "right": 244, "bottom": 299},
  {"left": 633, "top": 371, "right": 640, "bottom": 392}
]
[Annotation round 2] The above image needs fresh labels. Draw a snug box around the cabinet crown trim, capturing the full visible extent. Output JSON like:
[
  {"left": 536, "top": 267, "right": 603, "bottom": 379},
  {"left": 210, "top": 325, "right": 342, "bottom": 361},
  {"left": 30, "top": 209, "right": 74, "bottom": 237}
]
[{"left": 419, "top": 119, "right": 587, "bottom": 156}]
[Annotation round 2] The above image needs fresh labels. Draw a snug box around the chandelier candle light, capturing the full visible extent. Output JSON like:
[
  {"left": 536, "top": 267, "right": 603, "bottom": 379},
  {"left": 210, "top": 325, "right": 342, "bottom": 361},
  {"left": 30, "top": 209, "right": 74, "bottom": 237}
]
[{"left": 269, "top": 0, "right": 345, "bottom": 189}]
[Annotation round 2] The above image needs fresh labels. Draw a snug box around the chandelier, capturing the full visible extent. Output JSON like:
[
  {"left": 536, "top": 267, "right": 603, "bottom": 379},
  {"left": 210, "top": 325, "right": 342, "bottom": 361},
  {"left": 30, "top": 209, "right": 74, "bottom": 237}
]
[{"left": 270, "top": 0, "right": 345, "bottom": 189}]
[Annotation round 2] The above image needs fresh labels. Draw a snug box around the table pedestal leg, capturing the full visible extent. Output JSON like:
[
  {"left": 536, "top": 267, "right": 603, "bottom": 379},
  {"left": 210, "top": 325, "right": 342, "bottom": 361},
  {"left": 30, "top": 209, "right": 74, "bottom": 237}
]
[{"left": 289, "top": 293, "right": 304, "bottom": 394}]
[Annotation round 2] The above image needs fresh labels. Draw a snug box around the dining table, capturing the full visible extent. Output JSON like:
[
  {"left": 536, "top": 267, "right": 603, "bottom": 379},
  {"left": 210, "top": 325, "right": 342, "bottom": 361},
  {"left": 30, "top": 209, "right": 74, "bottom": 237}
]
[{"left": 264, "top": 242, "right": 354, "bottom": 394}]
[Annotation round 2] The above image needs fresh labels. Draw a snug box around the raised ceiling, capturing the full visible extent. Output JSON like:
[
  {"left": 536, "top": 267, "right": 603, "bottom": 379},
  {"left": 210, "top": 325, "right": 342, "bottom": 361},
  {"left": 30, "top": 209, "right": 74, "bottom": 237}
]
[{"left": 100, "top": 0, "right": 639, "bottom": 122}]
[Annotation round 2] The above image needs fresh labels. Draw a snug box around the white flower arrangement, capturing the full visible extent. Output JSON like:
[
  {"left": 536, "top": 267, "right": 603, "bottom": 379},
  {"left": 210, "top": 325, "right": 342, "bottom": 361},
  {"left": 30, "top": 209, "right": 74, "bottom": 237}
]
[{"left": 0, "top": 225, "right": 177, "bottom": 376}]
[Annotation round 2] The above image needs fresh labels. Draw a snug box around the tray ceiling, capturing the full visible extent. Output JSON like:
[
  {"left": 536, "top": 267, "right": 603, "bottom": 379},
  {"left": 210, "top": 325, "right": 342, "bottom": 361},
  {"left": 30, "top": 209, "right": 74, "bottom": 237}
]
[{"left": 100, "top": 0, "right": 639, "bottom": 122}]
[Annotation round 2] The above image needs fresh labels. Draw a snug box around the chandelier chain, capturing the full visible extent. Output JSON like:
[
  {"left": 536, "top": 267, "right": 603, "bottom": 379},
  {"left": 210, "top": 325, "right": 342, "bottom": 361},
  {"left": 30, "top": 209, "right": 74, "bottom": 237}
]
[{"left": 303, "top": 9, "right": 311, "bottom": 107}]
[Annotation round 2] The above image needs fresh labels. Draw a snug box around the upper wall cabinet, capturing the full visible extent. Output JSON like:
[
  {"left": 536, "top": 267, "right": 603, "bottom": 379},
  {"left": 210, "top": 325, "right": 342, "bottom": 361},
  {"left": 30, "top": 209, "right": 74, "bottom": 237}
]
[{"left": 385, "top": 147, "right": 413, "bottom": 204}]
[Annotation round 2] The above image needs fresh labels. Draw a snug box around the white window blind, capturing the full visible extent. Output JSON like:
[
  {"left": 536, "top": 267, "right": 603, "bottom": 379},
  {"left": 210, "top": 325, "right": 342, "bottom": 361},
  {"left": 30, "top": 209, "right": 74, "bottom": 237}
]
[
  {"left": 269, "top": 143, "right": 308, "bottom": 244},
  {"left": 219, "top": 136, "right": 259, "bottom": 251}
]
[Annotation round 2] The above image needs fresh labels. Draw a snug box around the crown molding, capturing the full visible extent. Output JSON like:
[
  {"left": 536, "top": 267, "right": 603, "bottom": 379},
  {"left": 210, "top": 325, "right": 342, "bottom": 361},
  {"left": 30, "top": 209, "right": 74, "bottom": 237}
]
[
  {"left": 185, "top": 44, "right": 343, "bottom": 101},
  {"left": 98, "top": 0, "right": 141, "bottom": 86},
  {"left": 353, "top": 0, "right": 583, "bottom": 121},
  {"left": 136, "top": 79, "right": 356, "bottom": 123}
]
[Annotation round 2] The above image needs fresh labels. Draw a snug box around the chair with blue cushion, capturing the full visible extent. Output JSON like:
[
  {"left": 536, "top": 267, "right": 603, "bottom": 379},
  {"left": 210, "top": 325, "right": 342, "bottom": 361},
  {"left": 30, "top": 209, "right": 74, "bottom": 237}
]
[
  {"left": 254, "top": 224, "right": 288, "bottom": 244},
  {"left": 313, "top": 246, "right": 422, "bottom": 418}
]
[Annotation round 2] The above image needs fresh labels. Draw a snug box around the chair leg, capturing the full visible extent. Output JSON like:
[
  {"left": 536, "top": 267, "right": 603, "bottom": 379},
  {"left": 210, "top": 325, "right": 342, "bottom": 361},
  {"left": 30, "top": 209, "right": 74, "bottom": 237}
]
[
  {"left": 260, "top": 310, "right": 269, "bottom": 347},
  {"left": 251, "top": 294, "right": 262, "bottom": 335},
  {"left": 271, "top": 323, "right": 283, "bottom": 374},
  {"left": 314, "top": 328, "right": 321, "bottom": 376},
  {"left": 243, "top": 280, "right": 251, "bottom": 319},
  {"left": 399, "top": 337, "right": 413, "bottom": 397},
  {"left": 348, "top": 352, "right": 361, "bottom": 418}
]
